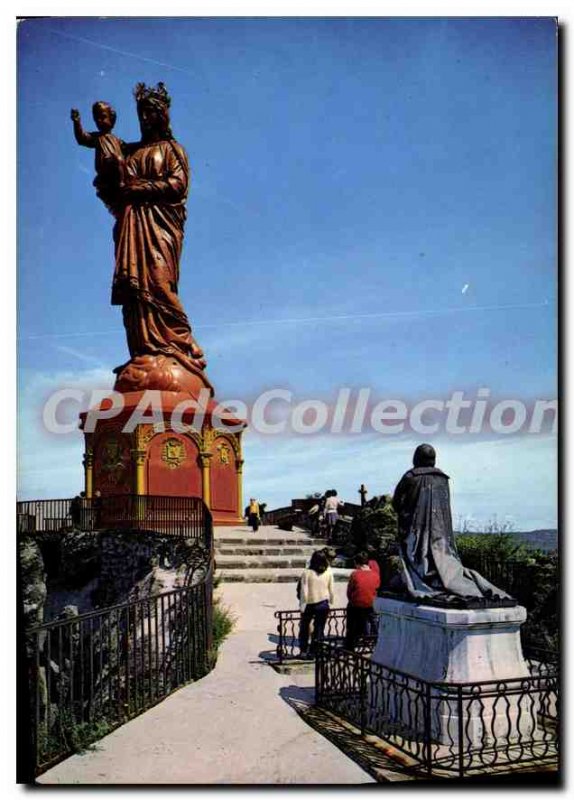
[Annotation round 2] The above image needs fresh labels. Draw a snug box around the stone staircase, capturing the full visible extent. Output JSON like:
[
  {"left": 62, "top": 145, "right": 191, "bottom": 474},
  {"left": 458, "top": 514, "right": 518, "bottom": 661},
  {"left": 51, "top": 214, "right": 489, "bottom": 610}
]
[{"left": 214, "top": 526, "right": 352, "bottom": 583}]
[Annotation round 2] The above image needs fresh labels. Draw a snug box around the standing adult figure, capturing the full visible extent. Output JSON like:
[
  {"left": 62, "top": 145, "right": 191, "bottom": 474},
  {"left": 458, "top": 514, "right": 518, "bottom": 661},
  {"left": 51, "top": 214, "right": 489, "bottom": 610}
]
[
  {"left": 109, "top": 82, "right": 211, "bottom": 394},
  {"left": 246, "top": 498, "right": 261, "bottom": 532},
  {"left": 324, "top": 490, "right": 344, "bottom": 543},
  {"left": 69, "top": 493, "right": 83, "bottom": 529},
  {"left": 344, "top": 551, "right": 380, "bottom": 650},
  {"left": 392, "top": 444, "right": 512, "bottom": 605},
  {"left": 298, "top": 550, "right": 335, "bottom": 659}
]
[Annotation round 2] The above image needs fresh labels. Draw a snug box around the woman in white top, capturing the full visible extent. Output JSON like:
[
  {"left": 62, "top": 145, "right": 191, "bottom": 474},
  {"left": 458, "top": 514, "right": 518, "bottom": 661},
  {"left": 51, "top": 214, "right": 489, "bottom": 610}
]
[{"left": 298, "top": 550, "right": 335, "bottom": 659}]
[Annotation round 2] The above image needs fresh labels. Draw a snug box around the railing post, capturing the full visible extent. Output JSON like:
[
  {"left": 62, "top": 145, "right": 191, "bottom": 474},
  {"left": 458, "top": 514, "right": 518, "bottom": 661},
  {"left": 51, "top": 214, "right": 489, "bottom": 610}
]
[
  {"left": 315, "top": 642, "right": 322, "bottom": 704},
  {"left": 424, "top": 682, "right": 433, "bottom": 777},
  {"left": 359, "top": 654, "right": 367, "bottom": 736},
  {"left": 206, "top": 570, "right": 213, "bottom": 655},
  {"left": 457, "top": 685, "right": 465, "bottom": 779},
  {"left": 277, "top": 614, "right": 284, "bottom": 664}
]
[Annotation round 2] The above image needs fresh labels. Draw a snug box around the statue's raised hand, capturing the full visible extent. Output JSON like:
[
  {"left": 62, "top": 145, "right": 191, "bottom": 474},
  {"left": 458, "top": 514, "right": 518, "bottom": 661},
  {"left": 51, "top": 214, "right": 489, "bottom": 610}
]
[{"left": 70, "top": 108, "right": 80, "bottom": 121}]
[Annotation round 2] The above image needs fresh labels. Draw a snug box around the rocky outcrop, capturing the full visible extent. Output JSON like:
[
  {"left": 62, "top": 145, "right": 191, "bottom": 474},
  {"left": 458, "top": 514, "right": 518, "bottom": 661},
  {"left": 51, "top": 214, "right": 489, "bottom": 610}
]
[
  {"left": 58, "top": 531, "right": 100, "bottom": 587},
  {"left": 19, "top": 537, "right": 47, "bottom": 637},
  {"left": 85, "top": 531, "right": 209, "bottom": 609},
  {"left": 24, "top": 531, "right": 210, "bottom": 623}
]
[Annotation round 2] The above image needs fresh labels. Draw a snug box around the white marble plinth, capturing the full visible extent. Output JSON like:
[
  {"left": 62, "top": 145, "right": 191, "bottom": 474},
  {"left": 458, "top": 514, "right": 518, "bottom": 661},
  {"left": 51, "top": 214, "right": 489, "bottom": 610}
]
[
  {"left": 372, "top": 597, "right": 528, "bottom": 683},
  {"left": 370, "top": 597, "right": 533, "bottom": 747}
]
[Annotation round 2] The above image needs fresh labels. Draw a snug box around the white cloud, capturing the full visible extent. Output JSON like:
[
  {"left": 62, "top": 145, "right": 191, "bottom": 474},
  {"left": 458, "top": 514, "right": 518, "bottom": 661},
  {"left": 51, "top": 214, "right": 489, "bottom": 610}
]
[{"left": 18, "top": 368, "right": 114, "bottom": 499}]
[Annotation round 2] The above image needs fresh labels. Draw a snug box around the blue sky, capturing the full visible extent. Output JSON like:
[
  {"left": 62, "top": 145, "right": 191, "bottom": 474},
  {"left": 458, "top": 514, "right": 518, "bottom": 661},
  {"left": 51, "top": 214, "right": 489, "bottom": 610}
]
[{"left": 17, "top": 17, "right": 557, "bottom": 527}]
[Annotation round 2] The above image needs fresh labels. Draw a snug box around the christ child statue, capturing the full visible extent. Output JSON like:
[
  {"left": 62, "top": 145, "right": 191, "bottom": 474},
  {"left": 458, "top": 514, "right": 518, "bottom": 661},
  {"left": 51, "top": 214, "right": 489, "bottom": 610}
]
[{"left": 71, "top": 101, "right": 125, "bottom": 211}]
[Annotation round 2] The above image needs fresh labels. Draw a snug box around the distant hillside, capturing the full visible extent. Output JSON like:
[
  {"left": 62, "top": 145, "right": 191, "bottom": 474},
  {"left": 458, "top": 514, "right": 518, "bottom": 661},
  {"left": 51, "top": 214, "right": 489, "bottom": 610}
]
[
  {"left": 511, "top": 530, "right": 558, "bottom": 552},
  {"left": 455, "top": 529, "right": 558, "bottom": 553}
]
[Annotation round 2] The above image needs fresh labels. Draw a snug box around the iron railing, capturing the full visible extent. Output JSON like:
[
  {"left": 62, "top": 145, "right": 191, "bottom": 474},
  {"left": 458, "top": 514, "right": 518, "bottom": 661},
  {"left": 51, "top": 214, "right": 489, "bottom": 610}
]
[
  {"left": 274, "top": 608, "right": 376, "bottom": 663},
  {"left": 465, "top": 555, "right": 535, "bottom": 598},
  {"left": 273, "top": 606, "right": 555, "bottom": 669},
  {"left": 315, "top": 641, "right": 558, "bottom": 779},
  {"left": 261, "top": 501, "right": 361, "bottom": 532},
  {"left": 260, "top": 506, "right": 297, "bottom": 526},
  {"left": 17, "top": 495, "right": 211, "bottom": 548},
  {"left": 26, "top": 565, "right": 213, "bottom": 775}
]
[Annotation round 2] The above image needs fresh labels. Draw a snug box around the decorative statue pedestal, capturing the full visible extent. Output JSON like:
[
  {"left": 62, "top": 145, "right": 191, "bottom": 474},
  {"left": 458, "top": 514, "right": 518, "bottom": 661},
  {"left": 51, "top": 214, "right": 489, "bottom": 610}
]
[
  {"left": 80, "top": 390, "right": 246, "bottom": 526},
  {"left": 371, "top": 597, "right": 533, "bottom": 747}
]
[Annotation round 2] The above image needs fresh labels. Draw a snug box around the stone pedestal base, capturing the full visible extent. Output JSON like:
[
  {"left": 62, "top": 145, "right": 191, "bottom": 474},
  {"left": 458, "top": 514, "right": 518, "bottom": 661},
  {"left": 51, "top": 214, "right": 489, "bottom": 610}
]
[
  {"left": 371, "top": 597, "right": 532, "bottom": 747},
  {"left": 372, "top": 597, "right": 528, "bottom": 683}
]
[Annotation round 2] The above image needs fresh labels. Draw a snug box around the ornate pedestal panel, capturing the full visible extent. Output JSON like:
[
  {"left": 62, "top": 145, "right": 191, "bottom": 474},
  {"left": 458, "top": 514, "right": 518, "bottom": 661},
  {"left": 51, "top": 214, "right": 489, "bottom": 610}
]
[{"left": 80, "top": 391, "right": 245, "bottom": 525}]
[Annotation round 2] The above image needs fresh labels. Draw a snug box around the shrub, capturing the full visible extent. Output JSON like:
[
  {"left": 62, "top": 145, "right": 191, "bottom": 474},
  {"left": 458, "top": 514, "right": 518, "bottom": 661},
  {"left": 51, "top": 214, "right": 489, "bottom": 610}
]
[
  {"left": 345, "top": 494, "right": 397, "bottom": 556},
  {"left": 208, "top": 596, "right": 236, "bottom": 668},
  {"left": 456, "top": 534, "right": 558, "bottom": 652},
  {"left": 455, "top": 532, "right": 530, "bottom": 563}
]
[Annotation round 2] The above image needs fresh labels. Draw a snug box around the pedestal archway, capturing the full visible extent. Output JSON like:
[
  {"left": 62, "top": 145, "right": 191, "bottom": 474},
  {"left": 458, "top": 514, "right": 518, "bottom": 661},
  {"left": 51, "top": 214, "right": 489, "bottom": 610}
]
[{"left": 146, "top": 432, "right": 203, "bottom": 497}]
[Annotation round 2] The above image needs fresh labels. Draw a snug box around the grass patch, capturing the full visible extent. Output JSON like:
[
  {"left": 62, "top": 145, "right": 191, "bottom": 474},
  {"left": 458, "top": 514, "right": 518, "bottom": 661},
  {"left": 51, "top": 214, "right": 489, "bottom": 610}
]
[
  {"left": 37, "top": 712, "right": 118, "bottom": 770},
  {"left": 209, "top": 595, "right": 236, "bottom": 667}
]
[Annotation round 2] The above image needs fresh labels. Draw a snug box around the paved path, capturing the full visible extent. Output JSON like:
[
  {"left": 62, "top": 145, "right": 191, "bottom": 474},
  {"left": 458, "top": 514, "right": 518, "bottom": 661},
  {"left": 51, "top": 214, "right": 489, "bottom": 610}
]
[{"left": 38, "top": 582, "right": 374, "bottom": 785}]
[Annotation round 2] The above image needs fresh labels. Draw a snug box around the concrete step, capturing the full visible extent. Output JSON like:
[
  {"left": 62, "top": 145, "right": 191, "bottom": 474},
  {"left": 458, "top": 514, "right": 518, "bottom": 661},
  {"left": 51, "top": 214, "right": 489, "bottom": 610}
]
[
  {"left": 214, "top": 536, "right": 326, "bottom": 546},
  {"left": 215, "top": 567, "right": 352, "bottom": 583},
  {"left": 215, "top": 554, "right": 310, "bottom": 570},
  {"left": 214, "top": 545, "right": 317, "bottom": 557}
]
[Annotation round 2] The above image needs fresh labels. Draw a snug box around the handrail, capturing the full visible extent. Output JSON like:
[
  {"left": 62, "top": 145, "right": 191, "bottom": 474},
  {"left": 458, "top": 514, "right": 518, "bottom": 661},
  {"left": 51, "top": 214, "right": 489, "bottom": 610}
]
[
  {"left": 315, "top": 639, "right": 558, "bottom": 778},
  {"left": 17, "top": 494, "right": 211, "bottom": 546},
  {"left": 20, "top": 497, "right": 214, "bottom": 776},
  {"left": 27, "top": 562, "right": 214, "bottom": 774},
  {"left": 274, "top": 607, "right": 377, "bottom": 663}
]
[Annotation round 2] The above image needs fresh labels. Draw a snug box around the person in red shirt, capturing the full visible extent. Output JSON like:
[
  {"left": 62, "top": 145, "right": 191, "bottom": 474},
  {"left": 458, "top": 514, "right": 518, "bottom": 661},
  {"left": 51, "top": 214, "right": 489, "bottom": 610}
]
[
  {"left": 366, "top": 546, "right": 381, "bottom": 635},
  {"left": 344, "top": 551, "right": 380, "bottom": 650}
]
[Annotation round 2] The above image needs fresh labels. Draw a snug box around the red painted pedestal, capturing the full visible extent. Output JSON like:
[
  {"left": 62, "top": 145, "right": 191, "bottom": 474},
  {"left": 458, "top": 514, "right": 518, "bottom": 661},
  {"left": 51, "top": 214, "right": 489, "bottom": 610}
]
[{"left": 80, "top": 391, "right": 245, "bottom": 526}]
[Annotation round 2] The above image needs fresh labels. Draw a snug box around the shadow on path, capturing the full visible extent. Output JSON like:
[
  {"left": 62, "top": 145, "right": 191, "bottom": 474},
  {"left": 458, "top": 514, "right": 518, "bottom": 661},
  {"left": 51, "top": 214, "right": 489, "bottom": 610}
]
[
  {"left": 256, "top": 648, "right": 278, "bottom": 663},
  {"left": 278, "top": 689, "right": 422, "bottom": 785},
  {"left": 279, "top": 684, "right": 315, "bottom": 708}
]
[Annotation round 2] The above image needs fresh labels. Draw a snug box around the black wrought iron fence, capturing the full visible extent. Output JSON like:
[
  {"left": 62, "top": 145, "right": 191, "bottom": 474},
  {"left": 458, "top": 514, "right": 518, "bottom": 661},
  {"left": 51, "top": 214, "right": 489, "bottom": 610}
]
[
  {"left": 464, "top": 555, "right": 532, "bottom": 598},
  {"left": 261, "top": 501, "right": 361, "bottom": 535},
  {"left": 273, "top": 606, "right": 551, "bottom": 666},
  {"left": 315, "top": 641, "right": 558, "bottom": 778},
  {"left": 26, "top": 566, "right": 213, "bottom": 775},
  {"left": 274, "top": 608, "right": 376, "bottom": 662},
  {"left": 17, "top": 495, "right": 211, "bottom": 548},
  {"left": 259, "top": 506, "right": 292, "bottom": 526}
]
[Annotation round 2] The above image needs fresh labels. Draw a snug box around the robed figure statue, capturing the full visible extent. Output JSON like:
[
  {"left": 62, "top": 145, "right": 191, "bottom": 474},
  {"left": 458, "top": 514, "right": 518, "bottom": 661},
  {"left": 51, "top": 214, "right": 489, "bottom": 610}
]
[
  {"left": 392, "top": 444, "right": 514, "bottom": 607},
  {"left": 72, "top": 82, "right": 212, "bottom": 396}
]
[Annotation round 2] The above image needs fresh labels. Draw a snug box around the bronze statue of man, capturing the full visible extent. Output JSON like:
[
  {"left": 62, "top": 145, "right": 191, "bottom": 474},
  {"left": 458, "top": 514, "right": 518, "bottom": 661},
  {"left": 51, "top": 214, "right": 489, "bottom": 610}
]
[
  {"left": 72, "top": 82, "right": 212, "bottom": 395},
  {"left": 392, "top": 444, "right": 514, "bottom": 606}
]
